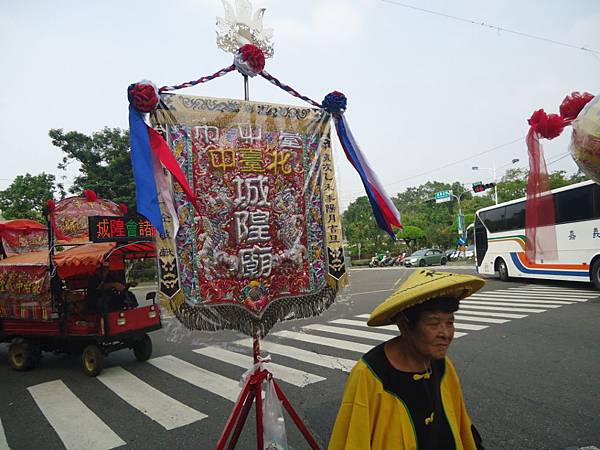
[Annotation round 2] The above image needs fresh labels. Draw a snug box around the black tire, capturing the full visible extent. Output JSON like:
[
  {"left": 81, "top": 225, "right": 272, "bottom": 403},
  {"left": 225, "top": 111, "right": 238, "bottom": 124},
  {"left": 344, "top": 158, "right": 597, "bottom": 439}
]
[
  {"left": 591, "top": 259, "right": 600, "bottom": 290},
  {"left": 441, "top": 257, "right": 447, "bottom": 266},
  {"left": 82, "top": 345, "right": 104, "bottom": 377},
  {"left": 497, "top": 258, "right": 509, "bottom": 282},
  {"left": 8, "top": 338, "right": 39, "bottom": 371},
  {"left": 419, "top": 260, "right": 426, "bottom": 267},
  {"left": 133, "top": 334, "right": 152, "bottom": 362}
]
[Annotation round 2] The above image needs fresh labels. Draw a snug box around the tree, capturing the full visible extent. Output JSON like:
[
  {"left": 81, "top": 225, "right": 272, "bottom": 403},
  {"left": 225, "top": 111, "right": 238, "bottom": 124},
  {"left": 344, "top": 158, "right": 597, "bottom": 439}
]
[
  {"left": 396, "top": 225, "right": 425, "bottom": 251},
  {"left": 0, "top": 173, "right": 57, "bottom": 220},
  {"left": 50, "top": 127, "right": 135, "bottom": 207}
]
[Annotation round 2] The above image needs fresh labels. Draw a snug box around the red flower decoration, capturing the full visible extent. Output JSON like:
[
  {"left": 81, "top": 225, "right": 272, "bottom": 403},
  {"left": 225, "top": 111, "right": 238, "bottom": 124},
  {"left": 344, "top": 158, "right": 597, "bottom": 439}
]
[
  {"left": 83, "top": 189, "right": 97, "bottom": 202},
  {"left": 127, "top": 80, "right": 159, "bottom": 113},
  {"left": 234, "top": 44, "right": 265, "bottom": 77},
  {"left": 527, "top": 109, "right": 565, "bottom": 140},
  {"left": 559, "top": 91, "right": 594, "bottom": 122}
]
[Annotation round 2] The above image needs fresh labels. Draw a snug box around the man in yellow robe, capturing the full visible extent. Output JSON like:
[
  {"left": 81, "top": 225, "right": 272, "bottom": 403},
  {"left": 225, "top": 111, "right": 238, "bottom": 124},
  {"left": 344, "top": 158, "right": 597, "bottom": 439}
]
[{"left": 328, "top": 269, "right": 485, "bottom": 450}]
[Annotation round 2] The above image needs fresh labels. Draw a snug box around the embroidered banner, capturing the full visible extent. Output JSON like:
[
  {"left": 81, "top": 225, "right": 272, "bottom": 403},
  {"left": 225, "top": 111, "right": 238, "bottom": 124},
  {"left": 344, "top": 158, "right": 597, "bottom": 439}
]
[{"left": 153, "top": 94, "right": 347, "bottom": 336}]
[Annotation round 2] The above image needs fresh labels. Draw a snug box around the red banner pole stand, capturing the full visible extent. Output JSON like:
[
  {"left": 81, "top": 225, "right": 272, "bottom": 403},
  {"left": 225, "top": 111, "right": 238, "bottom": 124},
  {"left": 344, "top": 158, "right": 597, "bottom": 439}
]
[{"left": 214, "top": 332, "right": 322, "bottom": 450}]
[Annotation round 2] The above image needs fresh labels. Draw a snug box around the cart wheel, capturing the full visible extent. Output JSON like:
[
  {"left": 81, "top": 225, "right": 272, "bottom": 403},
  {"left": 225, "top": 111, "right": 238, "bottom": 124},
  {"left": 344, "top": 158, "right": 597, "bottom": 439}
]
[
  {"left": 82, "top": 345, "right": 104, "bottom": 377},
  {"left": 133, "top": 334, "right": 152, "bottom": 362},
  {"left": 8, "top": 338, "right": 38, "bottom": 371}
]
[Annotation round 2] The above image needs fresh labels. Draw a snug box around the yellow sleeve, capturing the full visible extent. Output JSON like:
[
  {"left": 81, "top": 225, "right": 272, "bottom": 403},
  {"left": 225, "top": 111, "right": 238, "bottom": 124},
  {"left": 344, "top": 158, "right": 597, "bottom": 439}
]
[
  {"left": 328, "top": 361, "right": 374, "bottom": 450},
  {"left": 443, "top": 358, "right": 478, "bottom": 450}
]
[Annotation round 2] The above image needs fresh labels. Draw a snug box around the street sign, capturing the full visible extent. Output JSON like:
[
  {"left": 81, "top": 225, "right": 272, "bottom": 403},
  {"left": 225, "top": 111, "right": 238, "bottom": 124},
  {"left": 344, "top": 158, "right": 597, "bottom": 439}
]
[
  {"left": 434, "top": 190, "right": 453, "bottom": 203},
  {"left": 458, "top": 236, "right": 466, "bottom": 245},
  {"left": 88, "top": 215, "right": 156, "bottom": 242}
]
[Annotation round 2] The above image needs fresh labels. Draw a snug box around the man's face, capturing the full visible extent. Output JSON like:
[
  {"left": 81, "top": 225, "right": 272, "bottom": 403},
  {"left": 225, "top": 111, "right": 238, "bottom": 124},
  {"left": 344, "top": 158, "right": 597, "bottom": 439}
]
[{"left": 407, "top": 310, "right": 455, "bottom": 360}]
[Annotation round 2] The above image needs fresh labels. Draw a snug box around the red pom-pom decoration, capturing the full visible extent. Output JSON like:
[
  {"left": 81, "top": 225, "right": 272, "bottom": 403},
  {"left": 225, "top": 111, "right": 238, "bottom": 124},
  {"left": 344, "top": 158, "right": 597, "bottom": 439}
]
[
  {"left": 127, "top": 80, "right": 160, "bottom": 113},
  {"left": 118, "top": 203, "right": 128, "bottom": 215},
  {"left": 234, "top": 44, "right": 266, "bottom": 77},
  {"left": 47, "top": 199, "right": 56, "bottom": 213},
  {"left": 527, "top": 109, "right": 565, "bottom": 140},
  {"left": 83, "top": 189, "right": 97, "bottom": 202},
  {"left": 559, "top": 91, "right": 594, "bottom": 122}
]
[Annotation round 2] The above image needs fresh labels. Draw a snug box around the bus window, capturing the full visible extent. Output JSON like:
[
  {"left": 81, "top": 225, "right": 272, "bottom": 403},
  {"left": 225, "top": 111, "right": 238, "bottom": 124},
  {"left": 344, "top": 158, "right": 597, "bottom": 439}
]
[
  {"left": 504, "top": 201, "right": 525, "bottom": 231},
  {"left": 480, "top": 207, "right": 506, "bottom": 233},
  {"left": 554, "top": 185, "right": 594, "bottom": 224}
]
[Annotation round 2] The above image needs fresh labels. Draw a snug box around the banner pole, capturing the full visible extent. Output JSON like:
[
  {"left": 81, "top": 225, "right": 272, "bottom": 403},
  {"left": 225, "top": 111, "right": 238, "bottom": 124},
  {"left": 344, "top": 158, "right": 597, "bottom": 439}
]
[{"left": 244, "top": 74, "right": 250, "bottom": 102}]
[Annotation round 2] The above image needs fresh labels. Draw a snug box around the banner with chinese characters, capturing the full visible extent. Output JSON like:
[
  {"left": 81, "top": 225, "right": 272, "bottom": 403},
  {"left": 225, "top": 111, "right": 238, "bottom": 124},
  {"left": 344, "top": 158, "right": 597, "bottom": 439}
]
[
  {"left": 89, "top": 215, "right": 156, "bottom": 242},
  {"left": 152, "top": 94, "right": 347, "bottom": 336}
]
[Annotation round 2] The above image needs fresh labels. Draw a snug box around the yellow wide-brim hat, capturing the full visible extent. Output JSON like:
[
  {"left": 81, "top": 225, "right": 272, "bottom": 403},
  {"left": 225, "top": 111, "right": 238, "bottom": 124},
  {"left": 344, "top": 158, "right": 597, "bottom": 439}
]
[{"left": 367, "top": 269, "right": 485, "bottom": 327}]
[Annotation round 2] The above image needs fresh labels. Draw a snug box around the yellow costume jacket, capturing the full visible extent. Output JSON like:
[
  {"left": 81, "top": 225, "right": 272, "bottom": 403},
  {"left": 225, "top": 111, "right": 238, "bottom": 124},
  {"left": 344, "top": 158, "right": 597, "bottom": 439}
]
[{"left": 328, "top": 344, "right": 480, "bottom": 450}]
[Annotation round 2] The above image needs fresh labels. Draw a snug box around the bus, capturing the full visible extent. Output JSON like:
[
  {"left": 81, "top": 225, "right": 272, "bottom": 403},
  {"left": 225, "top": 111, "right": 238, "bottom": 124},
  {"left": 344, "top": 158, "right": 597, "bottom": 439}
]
[{"left": 474, "top": 180, "right": 600, "bottom": 289}]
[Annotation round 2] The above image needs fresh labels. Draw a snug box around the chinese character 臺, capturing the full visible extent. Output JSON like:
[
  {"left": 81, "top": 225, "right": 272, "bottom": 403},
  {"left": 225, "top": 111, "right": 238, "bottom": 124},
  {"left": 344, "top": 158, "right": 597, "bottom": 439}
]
[{"left": 238, "top": 148, "right": 264, "bottom": 173}]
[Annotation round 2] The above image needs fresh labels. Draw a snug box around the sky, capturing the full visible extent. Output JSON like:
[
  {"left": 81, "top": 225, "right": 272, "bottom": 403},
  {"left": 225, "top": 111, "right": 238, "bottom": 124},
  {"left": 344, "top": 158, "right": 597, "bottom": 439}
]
[{"left": 1, "top": 0, "right": 599, "bottom": 211}]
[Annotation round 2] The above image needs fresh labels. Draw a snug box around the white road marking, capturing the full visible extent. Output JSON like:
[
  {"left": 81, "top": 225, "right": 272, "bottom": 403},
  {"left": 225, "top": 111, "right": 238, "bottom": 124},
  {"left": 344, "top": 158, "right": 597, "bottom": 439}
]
[
  {"left": 453, "top": 310, "right": 527, "bottom": 319},
  {"left": 498, "top": 290, "right": 592, "bottom": 299},
  {"left": 459, "top": 304, "right": 545, "bottom": 313},
  {"left": 349, "top": 288, "right": 396, "bottom": 297},
  {"left": 149, "top": 355, "right": 241, "bottom": 402},
  {"left": 303, "top": 323, "right": 466, "bottom": 339},
  {"left": 0, "top": 418, "right": 9, "bottom": 450},
  {"left": 514, "top": 287, "right": 598, "bottom": 297},
  {"left": 234, "top": 338, "right": 357, "bottom": 372},
  {"left": 97, "top": 367, "right": 206, "bottom": 430},
  {"left": 454, "top": 314, "right": 509, "bottom": 324},
  {"left": 193, "top": 347, "right": 325, "bottom": 387},
  {"left": 331, "top": 318, "right": 486, "bottom": 331},
  {"left": 273, "top": 330, "right": 374, "bottom": 353},
  {"left": 471, "top": 294, "right": 573, "bottom": 305},
  {"left": 463, "top": 300, "right": 562, "bottom": 309},
  {"left": 27, "top": 380, "right": 125, "bottom": 450}
]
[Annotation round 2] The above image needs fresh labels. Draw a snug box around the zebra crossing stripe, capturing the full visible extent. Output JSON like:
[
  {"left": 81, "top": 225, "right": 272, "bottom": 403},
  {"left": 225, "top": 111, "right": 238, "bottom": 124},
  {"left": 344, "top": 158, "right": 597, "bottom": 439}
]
[
  {"left": 27, "top": 380, "right": 126, "bottom": 450},
  {"left": 0, "top": 418, "right": 9, "bottom": 450},
  {"left": 500, "top": 288, "right": 592, "bottom": 297},
  {"left": 520, "top": 286, "right": 597, "bottom": 293},
  {"left": 149, "top": 355, "right": 241, "bottom": 402},
  {"left": 330, "top": 318, "right": 397, "bottom": 331},
  {"left": 193, "top": 347, "right": 325, "bottom": 387},
  {"left": 234, "top": 338, "right": 357, "bottom": 372},
  {"left": 463, "top": 300, "right": 562, "bottom": 309},
  {"left": 459, "top": 304, "right": 545, "bottom": 313},
  {"left": 454, "top": 314, "right": 509, "bottom": 324},
  {"left": 501, "top": 291, "right": 592, "bottom": 301},
  {"left": 272, "top": 330, "right": 373, "bottom": 354},
  {"left": 453, "top": 310, "right": 527, "bottom": 319},
  {"left": 331, "top": 318, "right": 487, "bottom": 332},
  {"left": 512, "top": 288, "right": 598, "bottom": 297},
  {"left": 303, "top": 323, "right": 467, "bottom": 340},
  {"left": 97, "top": 367, "right": 207, "bottom": 430},
  {"left": 470, "top": 295, "right": 573, "bottom": 305}
]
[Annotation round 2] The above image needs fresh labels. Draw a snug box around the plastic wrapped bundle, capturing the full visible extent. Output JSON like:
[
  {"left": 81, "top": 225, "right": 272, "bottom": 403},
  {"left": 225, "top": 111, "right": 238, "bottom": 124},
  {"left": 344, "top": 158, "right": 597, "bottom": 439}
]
[{"left": 570, "top": 94, "right": 600, "bottom": 184}]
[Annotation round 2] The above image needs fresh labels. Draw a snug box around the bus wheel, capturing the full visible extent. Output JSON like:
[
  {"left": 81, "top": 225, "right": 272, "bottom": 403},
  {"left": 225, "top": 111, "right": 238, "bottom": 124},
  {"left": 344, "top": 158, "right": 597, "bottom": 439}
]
[
  {"left": 8, "top": 338, "right": 39, "bottom": 371},
  {"left": 82, "top": 345, "right": 104, "bottom": 377},
  {"left": 591, "top": 259, "right": 600, "bottom": 290},
  {"left": 497, "top": 258, "right": 509, "bottom": 281}
]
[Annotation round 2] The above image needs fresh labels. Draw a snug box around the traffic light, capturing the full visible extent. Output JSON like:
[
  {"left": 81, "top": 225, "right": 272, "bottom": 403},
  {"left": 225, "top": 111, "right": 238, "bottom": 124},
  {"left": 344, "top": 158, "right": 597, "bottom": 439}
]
[
  {"left": 472, "top": 182, "right": 484, "bottom": 193},
  {"left": 472, "top": 182, "right": 496, "bottom": 193}
]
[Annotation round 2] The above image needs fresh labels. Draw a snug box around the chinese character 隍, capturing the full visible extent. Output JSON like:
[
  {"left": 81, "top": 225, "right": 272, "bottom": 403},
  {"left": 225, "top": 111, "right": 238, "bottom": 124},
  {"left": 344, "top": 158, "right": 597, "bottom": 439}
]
[
  {"left": 234, "top": 210, "right": 271, "bottom": 244},
  {"left": 110, "top": 219, "right": 126, "bottom": 237}
]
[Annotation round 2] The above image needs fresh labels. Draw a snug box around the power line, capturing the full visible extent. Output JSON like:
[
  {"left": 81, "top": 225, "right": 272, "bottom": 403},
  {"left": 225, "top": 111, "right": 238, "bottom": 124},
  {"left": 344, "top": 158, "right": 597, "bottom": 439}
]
[{"left": 380, "top": 0, "right": 600, "bottom": 56}]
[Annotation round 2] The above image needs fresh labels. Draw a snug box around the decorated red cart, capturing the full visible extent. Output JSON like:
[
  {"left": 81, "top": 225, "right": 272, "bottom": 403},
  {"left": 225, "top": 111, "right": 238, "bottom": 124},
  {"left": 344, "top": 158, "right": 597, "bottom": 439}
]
[{"left": 0, "top": 193, "right": 161, "bottom": 376}]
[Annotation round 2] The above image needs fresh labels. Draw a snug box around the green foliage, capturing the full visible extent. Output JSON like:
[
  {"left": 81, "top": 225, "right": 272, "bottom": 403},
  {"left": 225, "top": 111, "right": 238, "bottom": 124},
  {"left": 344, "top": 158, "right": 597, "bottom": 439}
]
[
  {"left": 50, "top": 127, "right": 135, "bottom": 207},
  {"left": 0, "top": 173, "right": 57, "bottom": 220},
  {"left": 342, "top": 168, "right": 586, "bottom": 257},
  {"left": 396, "top": 225, "right": 425, "bottom": 251}
]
